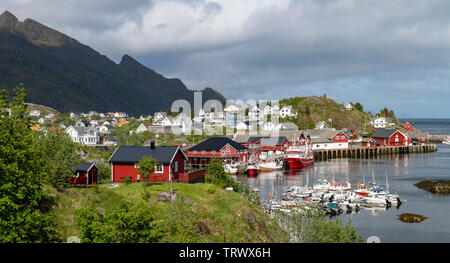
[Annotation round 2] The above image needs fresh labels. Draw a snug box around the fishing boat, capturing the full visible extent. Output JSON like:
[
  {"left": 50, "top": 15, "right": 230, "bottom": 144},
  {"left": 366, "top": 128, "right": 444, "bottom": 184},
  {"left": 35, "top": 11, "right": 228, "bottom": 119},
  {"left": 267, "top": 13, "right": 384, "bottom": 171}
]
[
  {"left": 313, "top": 179, "right": 330, "bottom": 191},
  {"left": 355, "top": 184, "right": 370, "bottom": 196},
  {"left": 246, "top": 163, "right": 260, "bottom": 175},
  {"left": 260, "top": 160, "right": 283, "bottom": 171},
  {"left": 284, "top": 133, "right": 314, "bottom": 169}
]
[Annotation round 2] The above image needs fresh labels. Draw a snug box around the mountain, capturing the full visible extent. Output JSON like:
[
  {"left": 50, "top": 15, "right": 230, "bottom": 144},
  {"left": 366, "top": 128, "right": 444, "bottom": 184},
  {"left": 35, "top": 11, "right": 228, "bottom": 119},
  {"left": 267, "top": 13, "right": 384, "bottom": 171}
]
[{"left": 0, "top": 11, "right": 226, "bottom": 116}]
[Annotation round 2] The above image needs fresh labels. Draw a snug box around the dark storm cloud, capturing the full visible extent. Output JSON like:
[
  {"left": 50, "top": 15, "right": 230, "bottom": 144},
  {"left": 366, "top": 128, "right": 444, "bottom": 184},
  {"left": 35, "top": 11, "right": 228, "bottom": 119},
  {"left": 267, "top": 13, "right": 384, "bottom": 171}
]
[{"left": 3, "top": 0, "right": 450, "bottom": 117}]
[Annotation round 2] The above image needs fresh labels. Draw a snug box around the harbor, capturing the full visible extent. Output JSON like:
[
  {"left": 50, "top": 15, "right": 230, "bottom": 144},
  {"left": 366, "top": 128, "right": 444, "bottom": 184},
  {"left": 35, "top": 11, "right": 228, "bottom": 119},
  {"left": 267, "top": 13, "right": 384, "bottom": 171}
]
[{"left": 236, "top": 144, "right": 450, "bottom": 242}]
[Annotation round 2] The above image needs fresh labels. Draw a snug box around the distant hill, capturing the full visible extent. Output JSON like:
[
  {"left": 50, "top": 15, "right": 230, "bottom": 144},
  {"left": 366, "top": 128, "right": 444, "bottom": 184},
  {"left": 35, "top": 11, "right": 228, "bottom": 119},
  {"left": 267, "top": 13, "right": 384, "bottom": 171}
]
[
  {"left": 0, "top": 11, "right": 226, "bottom": 116},
  {"left": 279, "top": 96, "right": 374, "bottom": 134}
]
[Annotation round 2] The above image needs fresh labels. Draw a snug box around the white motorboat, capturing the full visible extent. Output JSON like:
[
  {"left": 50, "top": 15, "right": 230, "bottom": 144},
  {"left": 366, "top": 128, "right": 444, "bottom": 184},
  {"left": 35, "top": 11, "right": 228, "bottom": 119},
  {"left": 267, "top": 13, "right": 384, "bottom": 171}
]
[{"left": 260, "top": 160, "right": 283, "bottom": 171}]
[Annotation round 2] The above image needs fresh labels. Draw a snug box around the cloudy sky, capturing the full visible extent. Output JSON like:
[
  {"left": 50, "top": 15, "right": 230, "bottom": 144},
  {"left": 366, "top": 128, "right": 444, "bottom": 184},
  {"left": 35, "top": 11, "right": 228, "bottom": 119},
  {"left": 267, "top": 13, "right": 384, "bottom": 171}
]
[{"left": 3, "top": 0, "right": 450, "bottom": 118}]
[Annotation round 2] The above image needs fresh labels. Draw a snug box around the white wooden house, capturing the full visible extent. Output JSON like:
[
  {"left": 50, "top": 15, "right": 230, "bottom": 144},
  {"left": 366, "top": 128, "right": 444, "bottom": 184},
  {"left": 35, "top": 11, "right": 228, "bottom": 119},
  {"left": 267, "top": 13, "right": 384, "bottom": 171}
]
[{"left": 66, "top": 126, "right": 100, "bottom": 145}]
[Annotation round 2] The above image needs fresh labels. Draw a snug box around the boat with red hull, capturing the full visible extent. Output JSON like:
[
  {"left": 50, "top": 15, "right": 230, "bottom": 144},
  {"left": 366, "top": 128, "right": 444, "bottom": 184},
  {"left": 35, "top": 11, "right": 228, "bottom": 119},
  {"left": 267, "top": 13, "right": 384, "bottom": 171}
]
[
  {"left": 284, "top": 133, "right": 314, "bottom": 169},
  {"left": 284, "top": 156, "right": 314, "bottom": 169}
]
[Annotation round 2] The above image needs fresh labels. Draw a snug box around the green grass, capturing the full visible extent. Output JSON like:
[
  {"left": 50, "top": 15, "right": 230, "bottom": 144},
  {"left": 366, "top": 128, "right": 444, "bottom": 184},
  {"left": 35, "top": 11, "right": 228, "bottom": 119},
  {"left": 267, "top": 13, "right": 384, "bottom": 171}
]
[{"left": 46, "top": 182, "right": 288, "bottom": 243}]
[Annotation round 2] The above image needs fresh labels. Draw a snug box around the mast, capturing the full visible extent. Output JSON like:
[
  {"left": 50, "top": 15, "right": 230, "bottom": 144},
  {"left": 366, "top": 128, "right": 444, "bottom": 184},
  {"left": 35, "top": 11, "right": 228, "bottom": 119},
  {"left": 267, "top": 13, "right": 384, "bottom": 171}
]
[
  {"left": 385, "top": 171, "right": 390, "bottom": 193},
  {"left": 372, "top": 169, "right": 376, "bottom": 185}
]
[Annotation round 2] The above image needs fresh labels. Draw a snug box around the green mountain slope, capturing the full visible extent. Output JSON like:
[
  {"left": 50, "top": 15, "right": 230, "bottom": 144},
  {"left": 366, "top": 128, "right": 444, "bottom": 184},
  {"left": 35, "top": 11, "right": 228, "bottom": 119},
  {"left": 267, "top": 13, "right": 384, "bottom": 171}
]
[{"left": 0, "top": 11, "right": 226, "bottom": 116}]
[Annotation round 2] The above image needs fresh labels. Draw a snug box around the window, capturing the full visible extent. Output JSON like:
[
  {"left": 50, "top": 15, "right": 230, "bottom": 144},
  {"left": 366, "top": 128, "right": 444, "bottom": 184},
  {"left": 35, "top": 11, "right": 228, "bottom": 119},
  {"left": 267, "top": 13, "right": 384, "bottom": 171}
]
[
  {"left": 193, "top": 150, "right": 197, "bottom": 154},
  {"left": 155, "top": 163, "right": 163, "bottom": 173},
  {"left": 174, "top": 161, "right": 178, "bottom": 172},
  {"left": 201, "top": 150, "right": 206, "bottom": 155},
  {"left": 211, "top": 150, "right": 216, "bottom": 155}
]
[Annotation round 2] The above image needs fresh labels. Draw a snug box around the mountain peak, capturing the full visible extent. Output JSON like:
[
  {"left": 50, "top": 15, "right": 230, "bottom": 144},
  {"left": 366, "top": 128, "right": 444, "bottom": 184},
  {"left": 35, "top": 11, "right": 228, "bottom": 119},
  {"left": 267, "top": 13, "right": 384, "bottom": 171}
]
[
  {"left": 0, "top": 10, "right": 76, "bottom": 47},
  {"left": 0, "top": 10, "right": 18, "bottom": 29},
  {"left": 120, "top": 54, "right": 139, "bottom": 65}
]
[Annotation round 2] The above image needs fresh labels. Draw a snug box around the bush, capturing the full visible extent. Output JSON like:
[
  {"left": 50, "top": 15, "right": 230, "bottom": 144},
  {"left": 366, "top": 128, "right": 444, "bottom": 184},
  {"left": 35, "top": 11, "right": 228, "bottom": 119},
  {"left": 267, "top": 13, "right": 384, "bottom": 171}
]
[
  {"left": 207, "top": 185, "right": 216, "bottom": 194},
  {"left": 75, "top": 201, "right": 164, "bottom": 243},
  {"left": 277, "top": 206, "right": 363, "bottom": 243}
]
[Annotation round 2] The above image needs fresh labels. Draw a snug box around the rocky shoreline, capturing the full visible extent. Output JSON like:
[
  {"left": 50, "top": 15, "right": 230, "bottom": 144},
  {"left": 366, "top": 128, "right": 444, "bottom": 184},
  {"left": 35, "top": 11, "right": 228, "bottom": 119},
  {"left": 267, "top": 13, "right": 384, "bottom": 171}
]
[
  {"left": 428, "top": 134, "right": 449, "bottom": 143},
  {"left": 414, "top": 180, "right": 450, "bottom": 195}
]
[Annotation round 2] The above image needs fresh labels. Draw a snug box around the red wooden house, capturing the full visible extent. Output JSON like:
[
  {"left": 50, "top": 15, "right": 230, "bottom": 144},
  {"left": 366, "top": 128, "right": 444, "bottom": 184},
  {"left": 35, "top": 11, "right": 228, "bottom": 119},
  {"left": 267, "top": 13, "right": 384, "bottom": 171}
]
[
  {"left": 403, "top": 122, "right": 415, "bottom": 132},
  {"left": 372, "top": 128, "right": 411, "bottom": 147},
  {"left": 186, "top": 137, "right": 248, "bottom": 167},
  {"left": 72, "top": 163, "right": 98, "bottom": 186},
  {"left": 108, "top": 142, "right": 192, "bottom": 183}
]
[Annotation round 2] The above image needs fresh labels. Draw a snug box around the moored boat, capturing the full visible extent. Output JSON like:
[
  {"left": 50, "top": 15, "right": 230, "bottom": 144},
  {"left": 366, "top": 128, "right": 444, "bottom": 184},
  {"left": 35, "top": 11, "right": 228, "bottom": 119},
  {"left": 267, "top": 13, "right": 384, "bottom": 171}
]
[
  {"left": 284, "top": 133, "right": 314, "bottom": 169},
  {"left": 260, "top": 160, "right": 283, "bottom": 171}
]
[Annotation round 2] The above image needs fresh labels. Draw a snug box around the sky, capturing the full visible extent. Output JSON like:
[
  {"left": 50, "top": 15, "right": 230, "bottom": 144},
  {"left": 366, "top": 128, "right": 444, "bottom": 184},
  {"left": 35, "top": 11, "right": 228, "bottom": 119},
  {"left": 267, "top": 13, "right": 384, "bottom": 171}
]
[{"left": 3, "top": 0, "right": 450, "bottom": 118}]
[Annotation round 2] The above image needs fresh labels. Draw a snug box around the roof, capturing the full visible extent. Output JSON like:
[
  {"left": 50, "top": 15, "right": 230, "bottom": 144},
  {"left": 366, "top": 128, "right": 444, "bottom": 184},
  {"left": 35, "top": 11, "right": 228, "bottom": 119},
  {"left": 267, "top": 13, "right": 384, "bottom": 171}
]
[
  {"left": 76, "top": 163, "right": 96, "bottom": 172},
  {"left": 247, "top": 137, "right": 265, "bottom": 143},
  {"left": 280, "top": 122, "right": 298, "bottom": 130},
  {"left": 70, "top": 126, "right": 98, "bottom": 135},
  {"left": 372, "top": 128, "right": 397, "bottom": 139},
  {"left": 109, "top": 146, "right": 185, "bottom": 164},
  {"left": 188, "top": 137, "right": 247, "bottom": 151},
  {"left": 104, "top": 135, "right": 118, "bottom": 141},
  {"left": 260, "top": 136, "right": 288, "bottom": 146}
]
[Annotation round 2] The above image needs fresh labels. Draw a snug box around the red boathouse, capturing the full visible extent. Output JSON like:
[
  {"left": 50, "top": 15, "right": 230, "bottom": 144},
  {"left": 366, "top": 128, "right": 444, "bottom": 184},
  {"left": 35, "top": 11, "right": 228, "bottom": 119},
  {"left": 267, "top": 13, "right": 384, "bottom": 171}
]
[{"left": 372, "top": 128, "right": 411, "bottom": 147}]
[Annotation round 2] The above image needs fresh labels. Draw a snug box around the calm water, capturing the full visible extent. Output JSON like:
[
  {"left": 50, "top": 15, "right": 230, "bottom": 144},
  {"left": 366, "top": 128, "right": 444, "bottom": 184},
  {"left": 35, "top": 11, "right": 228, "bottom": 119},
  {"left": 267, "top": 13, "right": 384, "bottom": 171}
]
[
  {"left": 237, "top": 145, "right": 450, "bottom": 243},
  {"left": 400, "top": 118, "right": 450, "bottom": 135}
]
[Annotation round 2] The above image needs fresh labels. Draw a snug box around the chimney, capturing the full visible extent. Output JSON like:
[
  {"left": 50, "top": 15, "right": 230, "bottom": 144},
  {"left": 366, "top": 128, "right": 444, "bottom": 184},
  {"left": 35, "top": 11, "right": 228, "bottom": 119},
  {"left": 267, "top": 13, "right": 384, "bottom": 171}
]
[{"left": 150, "top": 140, "right": 155, "bottom": 149}]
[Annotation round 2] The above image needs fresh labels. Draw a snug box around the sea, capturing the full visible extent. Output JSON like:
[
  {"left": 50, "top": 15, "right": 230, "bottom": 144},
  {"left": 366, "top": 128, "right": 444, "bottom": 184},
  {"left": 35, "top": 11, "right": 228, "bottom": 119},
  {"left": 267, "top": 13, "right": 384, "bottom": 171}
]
[{"left": 236, "top": 119, "right": 450, "bottom": 243}]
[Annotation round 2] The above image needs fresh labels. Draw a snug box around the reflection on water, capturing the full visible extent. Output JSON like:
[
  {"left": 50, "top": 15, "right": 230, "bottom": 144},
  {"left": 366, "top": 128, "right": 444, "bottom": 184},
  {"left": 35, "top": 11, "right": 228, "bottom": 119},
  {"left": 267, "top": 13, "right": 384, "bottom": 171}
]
[{"left": 236, "top": 146, "right": 450, "bottom": 242}]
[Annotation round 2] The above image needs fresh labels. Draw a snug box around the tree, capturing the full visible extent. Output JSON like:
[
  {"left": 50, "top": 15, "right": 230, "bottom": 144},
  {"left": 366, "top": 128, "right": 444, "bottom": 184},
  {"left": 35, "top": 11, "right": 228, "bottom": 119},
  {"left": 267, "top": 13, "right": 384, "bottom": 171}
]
[
  {"left": 354, "top": 102, "right": 363, "bottom": 112},
  {"left": 38, "top": 130, "right": 81, "bottom": 189},
  {"left": 206, "top": 159, "right": 241, "bottom": 192},
  {"left": 0, "top": 86, "right": 58, "bottom": 242},
  {"left": 75, "top": 201, "right": 164, "bottom": 243},
  {"left": 136, "top": 156, "right": 156, "bottom": 183}
]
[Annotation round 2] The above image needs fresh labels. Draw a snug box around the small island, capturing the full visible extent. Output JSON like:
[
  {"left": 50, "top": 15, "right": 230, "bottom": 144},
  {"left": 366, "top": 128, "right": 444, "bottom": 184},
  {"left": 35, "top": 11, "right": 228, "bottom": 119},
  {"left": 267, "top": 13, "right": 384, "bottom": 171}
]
[
  {"left": 397, "top": 213, "right": 428, "bottom": 223},
  {"left": 414, "top": 180, "right": 450, "bottom": 195}
]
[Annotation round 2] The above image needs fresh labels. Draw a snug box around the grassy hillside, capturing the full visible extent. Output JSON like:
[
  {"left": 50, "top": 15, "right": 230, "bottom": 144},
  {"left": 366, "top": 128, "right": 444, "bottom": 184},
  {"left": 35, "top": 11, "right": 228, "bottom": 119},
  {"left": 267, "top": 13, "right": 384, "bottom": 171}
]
[
  {"left": 280, "top": 96, "right": 374, "bottom": 134},
  {"left": 47, "top": 182, "right": 288, "bottom": 243}
]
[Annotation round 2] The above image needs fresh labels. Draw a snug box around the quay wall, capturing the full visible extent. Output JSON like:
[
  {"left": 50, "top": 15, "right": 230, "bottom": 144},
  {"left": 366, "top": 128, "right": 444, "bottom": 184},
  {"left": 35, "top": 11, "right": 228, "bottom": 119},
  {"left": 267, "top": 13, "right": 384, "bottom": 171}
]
[{"left": 313, "top": 144, "right": 437, "bottom": 161}]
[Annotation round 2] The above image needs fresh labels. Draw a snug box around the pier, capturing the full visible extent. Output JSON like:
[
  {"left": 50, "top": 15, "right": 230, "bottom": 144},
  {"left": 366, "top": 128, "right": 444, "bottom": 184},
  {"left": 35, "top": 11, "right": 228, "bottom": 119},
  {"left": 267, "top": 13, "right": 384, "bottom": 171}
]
[{"left": 313, "top": 144, "right": 437, "bottom": 161}]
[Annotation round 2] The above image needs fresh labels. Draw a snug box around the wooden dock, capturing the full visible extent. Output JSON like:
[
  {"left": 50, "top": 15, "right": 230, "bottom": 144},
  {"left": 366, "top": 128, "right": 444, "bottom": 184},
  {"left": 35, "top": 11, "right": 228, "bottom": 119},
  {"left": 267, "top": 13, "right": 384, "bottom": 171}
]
[{"left": 313, "top": 144, "right": 437, "bottom": 161}]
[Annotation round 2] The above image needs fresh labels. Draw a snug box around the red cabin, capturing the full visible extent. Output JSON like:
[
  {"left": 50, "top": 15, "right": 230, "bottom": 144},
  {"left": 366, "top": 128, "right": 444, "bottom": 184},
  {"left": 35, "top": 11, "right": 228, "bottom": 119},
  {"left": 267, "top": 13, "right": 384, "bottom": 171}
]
[
  {"left": 372, "top": 128, "right": 411, "bottom": 147},
  {"left": 108, "top": 143, "right": 194, "bottom": 183},
  {"left": 72, "top": 163, "right": 98, "bottom": 186}
]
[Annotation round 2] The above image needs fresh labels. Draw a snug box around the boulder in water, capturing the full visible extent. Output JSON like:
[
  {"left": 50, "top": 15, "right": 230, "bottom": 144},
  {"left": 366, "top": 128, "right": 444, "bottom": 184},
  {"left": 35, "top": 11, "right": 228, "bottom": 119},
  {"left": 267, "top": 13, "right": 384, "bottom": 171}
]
[{"left": 397, "top": 213, "right": 428, "bottom": 223}]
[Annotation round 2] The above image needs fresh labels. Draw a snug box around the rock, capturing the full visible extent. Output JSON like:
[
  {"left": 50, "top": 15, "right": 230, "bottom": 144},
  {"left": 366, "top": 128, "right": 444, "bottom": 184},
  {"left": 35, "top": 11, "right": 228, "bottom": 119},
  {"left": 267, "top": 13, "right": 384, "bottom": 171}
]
[
  {"left": 246, "top": 212, "right": 256, "bottom": 225},
  {"left": 397, "top": 213, "right": 428, "bottom": 223},
  {"left": 196, "top": 221, "right": 210, "bottom": 235},
  {"left": 225, "top": 187, "right": 234, "bottom": 191},
  {"left": 183, "top": 196, "right": 196, "bottom": 204},
  {"left": 157, "top": 192, "right": 178, "bottom": 202},
  {"left": 415, "top": 180, "right": 450, "bottom": 195}
]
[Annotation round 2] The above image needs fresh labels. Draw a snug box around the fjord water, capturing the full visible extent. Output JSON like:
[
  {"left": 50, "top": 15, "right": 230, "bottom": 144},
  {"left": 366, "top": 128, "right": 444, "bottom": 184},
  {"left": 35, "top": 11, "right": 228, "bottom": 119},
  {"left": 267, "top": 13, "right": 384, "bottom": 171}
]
[
  {"left": 400, "top": 118, "right": 450, "bottom": 135},
  {"left": 237, "top": 145, "right": 450, "bottom": 243}
]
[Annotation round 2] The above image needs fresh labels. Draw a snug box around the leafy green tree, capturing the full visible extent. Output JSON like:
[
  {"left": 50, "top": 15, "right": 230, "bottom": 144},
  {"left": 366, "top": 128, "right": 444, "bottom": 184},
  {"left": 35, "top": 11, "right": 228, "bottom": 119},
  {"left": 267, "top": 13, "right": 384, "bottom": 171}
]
[
  {"left": 0, "top": 86, "right": 58, "bottom": 242},
  {"left": 279, "top": 207, "right": 363, "bottom": 243},
  {"left": 136, "top": 156, "right": 156, "bottom": 183},
  {"left": 206, "top": 159, "right": 242, "bottom": 192},
  {"left": 38, "top": 130, "right": 81, "bottom": 189},
  {"left": 354, "top": 102, "right": 364, "bottom": 112},
  {"left": 75, "top": 201, "right": 164, "bottom": 243}
]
